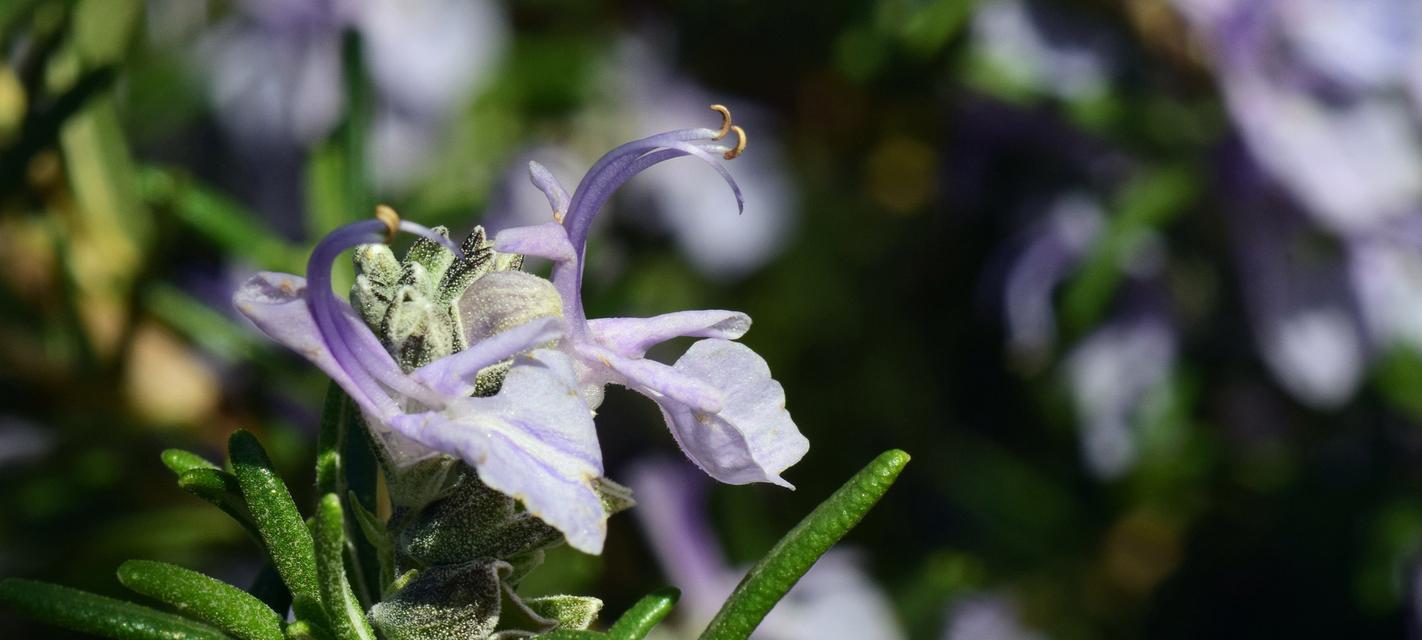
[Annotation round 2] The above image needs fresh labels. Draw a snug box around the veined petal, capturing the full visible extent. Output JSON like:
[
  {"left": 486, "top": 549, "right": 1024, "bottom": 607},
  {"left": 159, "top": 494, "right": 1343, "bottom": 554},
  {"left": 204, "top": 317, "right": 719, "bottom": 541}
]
[
  {"left": 411, "top": 316, "right": 565, "bottom": 398},
  {"left": 575, "top": 343, "right": 724, "bottom": 414},
  {"left": 494, "top": 222, "right": 577, "bottom": 263},
  {"left": 389, "top": 349, "right": 608, "bottom": 554},
  {"left": 659, "top": 339, "right": 808, "bottom": 488},
  {"left": 588, "top": 310, "right": 751, "bottom": 358},
  {"left": 234, "top": 272, "right": 400, "bottom": 420}
]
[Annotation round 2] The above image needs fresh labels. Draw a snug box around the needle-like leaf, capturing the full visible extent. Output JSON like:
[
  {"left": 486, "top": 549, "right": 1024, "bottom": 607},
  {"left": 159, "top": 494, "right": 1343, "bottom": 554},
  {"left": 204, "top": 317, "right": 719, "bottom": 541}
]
[
  {"left": 117, "top": 560, "right": 283, "bottom": 640},
  {"left": 0, "top": 578, "right": 231, "bottom": 640},
  {"left": 314, "top": 494, "right": 377, "bottom": 640},
  {"left": 698, "top": 450, "right": 910, "bottom": 640},
  {"left": 229, "top": 430, "right": 325, "bottom": 627}
]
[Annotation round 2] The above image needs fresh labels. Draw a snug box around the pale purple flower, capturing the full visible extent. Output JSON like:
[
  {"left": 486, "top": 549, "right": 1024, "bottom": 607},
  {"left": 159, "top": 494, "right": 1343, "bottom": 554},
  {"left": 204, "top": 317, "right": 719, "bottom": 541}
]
[
  {"left": 628, "top": 460, "right": 903, "bottom": 640},
  {"left": 940, "top": 595, "right": 1044, "bottom": 640},
  {"left": 1226, "top": 175, "right": 1367, "bottom": 409},
  {"left": 1173, "top": 0, "right": 1422, "bottom": 234},
  {"left": 233, "top": 216, "right": 613, "bottom": 553},
  {"left": 1348, "top": 229, "right": 1422, "bottom": 353},
  {"left": 1063, "top": 304, "right": 1176, "bottom": 479},
  {"left": 492, "top": 116, "right": 810, "bottom": 488},
  {"left": 196, "top": 0, "right": 507, "bottom": 188},
  {"left": 969, "top": 0, "right": 1121, "bottom": 101},
  {"left": 0, "top": 417, "right": 52, "bottom": 469},
  {"left": 999, "top": 193, "right": 1105, "bottom": 367},
  {"left": 987, "top": 188, "right": 1176, "bottom": 477},
  {"left": 199, "top": 2, "right": 346, "bottom": 146}
]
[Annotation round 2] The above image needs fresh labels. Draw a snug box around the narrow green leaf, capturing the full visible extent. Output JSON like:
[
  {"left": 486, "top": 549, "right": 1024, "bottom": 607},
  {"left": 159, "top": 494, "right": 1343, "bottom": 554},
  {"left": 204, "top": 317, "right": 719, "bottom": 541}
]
[
  {"left": 0, "top": 578, "right": 230, "bottom": 640},
  {"left": 316, "top": 385, "right": 381, "bottom": 606},
  {"left": 347, "top": 491, "right": 394, "bottom": 595},
  {"left": 607, "top": 588, "right": 679, "bottom": 640},
  {"left": 314, "top": 494, "right": 377, "bottom": 640},
  {"left": 137, "top": 166, "right": 303, "bottom": 273},
  {"left": 177, "top": 467, "right": 261, "bottom": 541},
  {"left": 117, "top": 560, "right": 283, "bottom": 640},
  {"left": 538, "top": 631, "right": 604, "bottom": 640},
  {"left": 145, "top": 283, "right": 264, "bottom": 364},
  {"left": 283, "top": 620, "right": 336, "bottom": 640},
  {"left": 228, "top": 430, "right": 324, "bottom": 625},
  {"left": 162, "top": 449, "right": 220, "bottom": 475},
  {"left": 341, "top": 397, "right": 382, "bottom": 603},
  {"left": 315, "top": 384, "right": 349, "bottom": 498},
  {"left": 698, "top": 450, "right": 911, "bottom": 640}
]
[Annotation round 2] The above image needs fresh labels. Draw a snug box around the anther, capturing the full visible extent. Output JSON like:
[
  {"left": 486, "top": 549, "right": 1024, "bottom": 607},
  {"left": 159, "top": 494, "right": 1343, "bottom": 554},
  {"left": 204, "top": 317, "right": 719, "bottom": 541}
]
[
  {"left": 374, "top": 205, "right": 401, "bottom": 243},
  {"left": 709, "top": 104, "right": 732, "bottom": 140},
  {"left": 723, "top": 126, "right": 747, "bottom": 160}
]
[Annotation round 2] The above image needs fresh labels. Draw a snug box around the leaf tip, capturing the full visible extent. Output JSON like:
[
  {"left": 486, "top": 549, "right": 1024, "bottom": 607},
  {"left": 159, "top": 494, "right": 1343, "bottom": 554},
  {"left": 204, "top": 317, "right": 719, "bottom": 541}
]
[{"left": 161, "top": 448, "right": 219, "bottom": 475}]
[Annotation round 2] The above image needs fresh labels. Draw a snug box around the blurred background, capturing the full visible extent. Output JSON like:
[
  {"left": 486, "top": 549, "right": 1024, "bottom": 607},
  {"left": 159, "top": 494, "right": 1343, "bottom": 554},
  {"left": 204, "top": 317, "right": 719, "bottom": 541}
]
[{"left": 5, "top": 0, "right": 1422, "bottom": 637}]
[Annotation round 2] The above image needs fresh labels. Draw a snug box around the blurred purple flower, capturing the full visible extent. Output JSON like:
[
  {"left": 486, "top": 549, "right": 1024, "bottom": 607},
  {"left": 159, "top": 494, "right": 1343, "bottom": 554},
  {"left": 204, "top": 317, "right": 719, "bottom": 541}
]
[
  {"left": 196, "top": 0, "right": 507, "bottom": 188},
  {"left": 0, "top": 417, "right": 53, "bottom": 469},
  {"left": 1063, "top": 303, "right": 1177, "bottom": 479},
  {"left": 940, "top": 595, "right": 1044, "bottom": 640},
  {"left": 199, "top": 1, "right": 346, "bottom": 146},
  {"left": 990, "top": 189, "right": 1175, "bottom": 477},
  {"left": 1177, "top": 0, "right": 1422, "bottom": 405},
  {"left": 1349, "top": 229, "right": 1422, "bottom": 354},
  {"left": 493, "top": 118, "right": 809, "bottom": 489},
  {"left": 234, "top": 216, "right": 612, "bottom": 553},
  {"left": 1226, "top": 180, "right": 1367, "bottom": 408},
  {"left": 1174, "top": 0, "right": 1422, "bottom": 234},
  {"left": 969, "top": 0, "right": 1121, "bottom": 101},
  {"left": 628, "top": 459, "right": 904, "bottom": 640},
  {"left": 1000, "top": 193, "right": 1104, "bottom": 367}
]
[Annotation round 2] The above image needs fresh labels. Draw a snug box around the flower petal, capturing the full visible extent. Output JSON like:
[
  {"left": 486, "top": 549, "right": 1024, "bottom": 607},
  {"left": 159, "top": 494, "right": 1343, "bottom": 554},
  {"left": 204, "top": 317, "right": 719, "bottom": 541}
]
[
  {"left": 493, "top": 222, "right": 576, "bottom": 263},
  {"left": 588, "top": 310, "right": 751, "bottom": 358},
  {"left": 390, "top": 349, "right": 608, "bottom": 554},
  {"left": 575, "top": 343, "right": 724, "bottom": 414},
  {"left": 233, "top": 272, "right": 399, "bottom": 420},
  {"left": 411, "top": 316, "right": 564, "bottom": 397},
  {"left": 659, "top": 339, "right": 808, "bottom": 488}
]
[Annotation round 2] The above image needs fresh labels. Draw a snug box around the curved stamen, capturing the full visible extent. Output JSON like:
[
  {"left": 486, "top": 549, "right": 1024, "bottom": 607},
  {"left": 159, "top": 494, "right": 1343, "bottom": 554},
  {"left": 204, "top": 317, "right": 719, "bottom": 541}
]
[
  {"left": 709, "top": 104, "right": 732, "bottom": 140},
  {"left": 549, "top": 141, "right": 745, "bottom": 327},
  {"left": 723, "top": 126, "right": 747, "bottom": 160},
  {"left": 562, "top": 128, "right": 719, "bottom": 245},
  {"left": 305, "top": 214, "right": 464, "bottom": 414}
]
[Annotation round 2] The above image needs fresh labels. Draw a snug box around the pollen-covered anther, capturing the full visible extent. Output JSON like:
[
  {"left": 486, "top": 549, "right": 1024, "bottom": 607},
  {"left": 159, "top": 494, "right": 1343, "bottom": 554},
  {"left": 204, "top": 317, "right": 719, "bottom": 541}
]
[
  {"left": 723, "top": 125, "right": 747, "bottom": 160},
  {"left": 375, "top": 204, "right": 401, "bottom": 243},
  {"left": 709, "top": 104, "right": 733, "bottom": 140}
]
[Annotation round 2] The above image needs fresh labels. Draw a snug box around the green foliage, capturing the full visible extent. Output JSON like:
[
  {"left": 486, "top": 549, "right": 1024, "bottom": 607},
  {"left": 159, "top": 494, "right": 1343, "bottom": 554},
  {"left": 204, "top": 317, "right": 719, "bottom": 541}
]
[
  {"left": 175, "top": 467, "right": 260, "bottom": 541},
  {"left": 522, "top": 595, "right": 603, "bottom": 631},
  {"left": 699, "top": 450, "right": 912, "bottom": 639},
  {"left": 228, "top": 430, "right": 325, "bottom": 626},
  {"left": 0, "top": 578, "right": 231, "bottom": 640},
  {"left": 117, "top": 560, "right": 284, "bottom": 640},
  {"left": 604, "top": 589, "right": 680, "bottom": 639},
  {"left": 314, "top": 495, "right": 378, "bottom": 640},
  {"left": 368, "top": 561, "right": 505, "bottom": 640},
  {"left": 161, "top": 449, "right": 220, "bottom": 475},
  {"left": 137, "top": 166, "right": 305, "bottom": 274}
]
